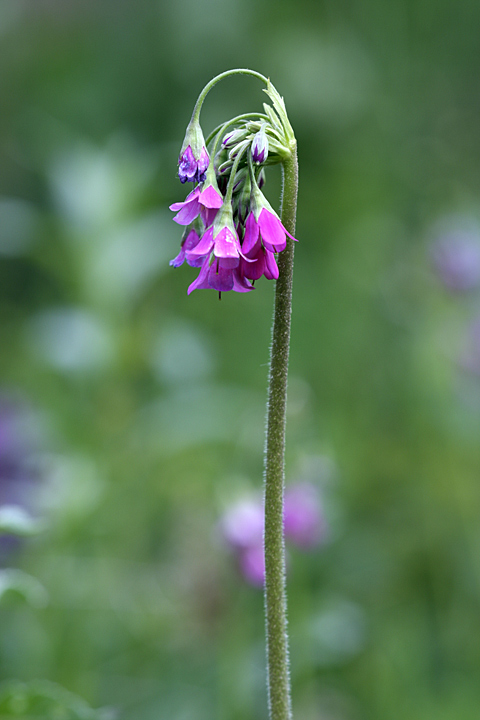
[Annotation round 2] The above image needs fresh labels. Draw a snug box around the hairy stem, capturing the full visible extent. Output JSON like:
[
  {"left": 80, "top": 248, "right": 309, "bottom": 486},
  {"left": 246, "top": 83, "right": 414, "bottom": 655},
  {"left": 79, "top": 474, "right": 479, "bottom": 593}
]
[{"left": 264, "top": 147, "right": 298, "bottom": 720}]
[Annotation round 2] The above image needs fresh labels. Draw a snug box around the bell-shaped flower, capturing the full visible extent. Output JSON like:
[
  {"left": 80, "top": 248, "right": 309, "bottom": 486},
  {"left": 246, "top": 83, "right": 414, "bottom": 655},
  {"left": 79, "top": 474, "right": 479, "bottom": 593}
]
[
  {"left": 248, "top": 182, "right": 297, "bottom": 253},
  {"left": 170, "top": 161, "right": 224, "bottom": 226},
  {"left": 178, "top": 117, "right": 210, "bottom": 184},
  {"left": 188, "top": 199, "right": 243, "bottom": 268},
  {"left": 187, "top": 254, "right": 254, "bottom": 294},
  {"left": 169, "top": 228, "right": 203, "bottom": 268},
  {"left": 241, "top": 239, "right": 279, "bottom": 281}
]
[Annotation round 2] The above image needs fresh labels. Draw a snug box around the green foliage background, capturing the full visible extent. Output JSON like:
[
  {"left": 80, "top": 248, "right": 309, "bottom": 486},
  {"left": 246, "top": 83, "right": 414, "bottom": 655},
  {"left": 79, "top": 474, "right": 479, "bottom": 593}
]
[{"left": 1, "top": 1, "right": 480, "bottom": 718}]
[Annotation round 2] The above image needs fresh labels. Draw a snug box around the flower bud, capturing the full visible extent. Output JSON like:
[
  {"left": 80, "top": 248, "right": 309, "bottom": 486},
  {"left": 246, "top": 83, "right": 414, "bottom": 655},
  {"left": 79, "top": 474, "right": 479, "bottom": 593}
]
[
  {"left": 222, "top": 127, "right": 249, "bottom": 148},
  {"left": 251, "top": 124, "right": 269, "bottom": 165},
  {"left": 178, "top": 117, "right": 210, "bottom": 184}
]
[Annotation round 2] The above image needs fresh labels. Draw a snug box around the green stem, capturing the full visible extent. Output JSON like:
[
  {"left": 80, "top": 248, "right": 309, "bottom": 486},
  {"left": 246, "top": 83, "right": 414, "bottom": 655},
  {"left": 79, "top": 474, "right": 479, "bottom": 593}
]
[
  {"left": 264, "top": 147, "right": 298, "bottom": 720},
  {"left": 192, "top": 69, "right": 269, "bottom": 123}
]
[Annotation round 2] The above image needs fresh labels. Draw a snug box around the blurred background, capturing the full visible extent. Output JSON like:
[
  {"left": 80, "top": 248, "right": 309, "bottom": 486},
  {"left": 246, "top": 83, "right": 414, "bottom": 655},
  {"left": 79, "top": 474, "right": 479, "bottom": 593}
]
[{"left": 1, "top": 0, "right": 480, "bottom": 718}]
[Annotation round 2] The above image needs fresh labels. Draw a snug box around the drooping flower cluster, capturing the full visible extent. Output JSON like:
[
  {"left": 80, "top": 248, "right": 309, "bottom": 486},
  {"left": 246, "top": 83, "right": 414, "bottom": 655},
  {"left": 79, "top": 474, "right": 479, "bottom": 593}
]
[
  {"left": 169, "top": 81, "right": 297, "bottom": 294},
  {"left": 220, "top": 483, "right": 328, "bottom": 587}
]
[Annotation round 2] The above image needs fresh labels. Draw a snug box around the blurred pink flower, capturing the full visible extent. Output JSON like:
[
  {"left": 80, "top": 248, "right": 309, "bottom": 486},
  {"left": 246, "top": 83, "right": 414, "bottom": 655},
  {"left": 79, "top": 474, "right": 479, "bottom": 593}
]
[
  {"left": 284, "top": 482, "right": 327, "bottom": 548},
  {"left": 220, "top": 482, "right": 327, "bottom": 587}
]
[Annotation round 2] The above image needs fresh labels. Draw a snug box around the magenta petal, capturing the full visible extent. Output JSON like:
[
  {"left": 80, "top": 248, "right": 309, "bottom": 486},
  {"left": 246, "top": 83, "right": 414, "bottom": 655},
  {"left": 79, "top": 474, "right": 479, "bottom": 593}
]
[
  {"left": 184, "top": 229, "right": 206, "bottom": 266},
  {"left": 218, "top": 257, "right": 239, "bottom": 269},
  {"left": 201, "top": 207, "right": 219, "bottom": 227},
  {"left": 178, "top": 146, "right": 197, "bottom": 183},
  {"left": 264, "top": 250, "right": 279, "bottom": 279},
  {"left": 169, "top": 248, "right": 185, "bottom": 268},
  {"left": 243, "top": 248, "right": 265, "bottom": 280},
  {"left": 214, "top": 227, "right": 240, "bottom": 260},
  {"left": 208, "top": 260, "right": 234, "bottom": 291},
  {"left": 199, "top": 185, "right": 223, "bottom": 209},
  {"left": 242, "top": 213, "right": 260, "bottom": 255},
  {"left": 187, "top": 256, "right": 210, "bottom": 294},
  {"left": 183, "top": 228, "right": 200, "bottom": 251},
  {"left": 188, "top": 227, "right": 214, "bottom": 258},
  {"left": 173, "top": 198, "right": 201, "bottom": 225},
  {"left": 258, "top": 208, "right": 287, "bottom": 252},
  {"left": 186, "top": 253, "right": 208, "bottom": 268},
  {"left": 197, "top": 147, "right": 210, "bottom": 177},
  {"left": 169, "top": 187, "right": 200, "bottom": 212},
  {"left": 239, "top": 544, "right": 265, "bottom": 586},
  {"left": 284, "top": 483, "right": 326, "bottom": 548},
  {"left": 233, "top": 268, "right": 254, "bottom": 292}
]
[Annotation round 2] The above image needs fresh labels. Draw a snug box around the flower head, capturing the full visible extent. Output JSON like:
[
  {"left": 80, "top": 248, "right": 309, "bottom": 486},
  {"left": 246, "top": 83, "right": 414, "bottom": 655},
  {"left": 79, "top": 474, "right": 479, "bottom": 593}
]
[{"left": 170, "top": 76, "right": 297, "bottom": 294}]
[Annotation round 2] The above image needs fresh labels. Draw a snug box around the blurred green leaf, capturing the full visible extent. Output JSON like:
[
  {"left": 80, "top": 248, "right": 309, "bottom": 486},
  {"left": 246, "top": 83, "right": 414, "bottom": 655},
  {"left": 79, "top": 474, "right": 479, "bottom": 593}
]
[{"left": 0, "top": 680, "right": 114, "bottom": 720}]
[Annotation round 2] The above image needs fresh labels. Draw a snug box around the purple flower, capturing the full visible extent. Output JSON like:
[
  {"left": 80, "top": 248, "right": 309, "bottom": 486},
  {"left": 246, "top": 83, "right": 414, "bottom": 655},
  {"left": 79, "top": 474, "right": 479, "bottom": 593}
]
[
  {"left": 284, "top": 482, "right": 327, "bottom": 548},
  {"left": 170, "top": 183, "right": 223, "bottom": 227},
  {"left": 169, "top": 228, "right": 202, "bottom": 268},
  {"left": 238, "top": 208, "right": 296, "bottom": 283},
  {"left": 178, "top": 145, "right": 210, "bottom": 184},
  {"left": 178, "top": 117, "right": 210, "bottom": 184},
  {"left": 185, "top": 201, "right": 256, "bottom": 294},
  {"left": 220, "top": 483, "right": 326, "bottom": 587},
  {"left": 170, "top": 115, "right": 298, "bottom": 294},
  {"left": 187, "top": 253, "right": 254, "bottom": 295},
  {"left": 239, "top": 544, "right": 265, "bottom": 587},
  {"left": 0, "top": 395, "right": 41, "bottom": 563},
  {"left": 431, "top": 231, "right": 480, "bottom": 292},
  {"left": 220, "top": 499, "right": 263, "bottom": 549},
  {"left": 251, "top": 125, "right": 269, "bottom": 165},
  {"left": 240, "top": 237, "right": 279, "bottom": 281}
]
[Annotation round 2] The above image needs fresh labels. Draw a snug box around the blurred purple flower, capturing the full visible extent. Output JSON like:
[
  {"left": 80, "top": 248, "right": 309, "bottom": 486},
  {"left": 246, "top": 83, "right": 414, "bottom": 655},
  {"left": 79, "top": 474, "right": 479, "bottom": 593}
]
[
  {"left": 239, "top": 544, "right": 265, "bottom": 587},
  {"left": 0, "top": 395, "right": 41, "bottom": 562},
  {"left": 284, "top": 482, "right": 327, "bottom": 548},
  {"left": 219, "top": 498, "right": 263, "bottom": 549},
  {"left": 220, "top": 482, "right": 327, "bottom": 587},
  {"left": 431, "top": 231, "right": 480, "bottom": 292}
]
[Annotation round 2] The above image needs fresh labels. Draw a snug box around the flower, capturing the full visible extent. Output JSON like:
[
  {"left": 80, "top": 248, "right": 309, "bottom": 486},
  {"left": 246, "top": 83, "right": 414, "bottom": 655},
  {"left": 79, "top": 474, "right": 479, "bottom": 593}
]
[
  {"left": 220, "top": 482, "right": 326, "bottom": 587},
  {"left": 178, "top": 117, "right": 210, "bottom": 184},
  {"left": 0, "top": 394, "right": 42, "bottom": 564},
  {"left": 169, "top": 228, "right": 202, "bottom": 268},
  {"left": 170, "top": 98, "right": 298, "bottom": 294},
  {"left": 220, "top": 498, "right": 264, "bottom": 548},
  {"left": 170, "top": 183, "right": 223, "bottom": 227},
  {"left": 185, "top": 199, "right": 255, "bottom": 294},
  {"left": 431, "top": 230, "right": 480, "bottom": 292},
  {"left": 240, "top": 234, "right": 279, "bottom": 281},
  {"left": 178, "top": 145, "right": 209, "bottom": 184},
  {"left": 187, "top": 253, "right": 254, "bottom": 295},
  {"left": 239, "top": 544, "right": 265, "bottom": 587},
  {"left": 284, "top": 482, "right": 327, "bottom": 548}
]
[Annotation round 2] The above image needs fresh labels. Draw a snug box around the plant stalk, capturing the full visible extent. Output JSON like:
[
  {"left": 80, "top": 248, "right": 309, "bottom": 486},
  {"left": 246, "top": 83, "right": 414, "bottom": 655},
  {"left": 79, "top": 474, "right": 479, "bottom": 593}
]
[{"left": 263, "top": 147, "right": 298, "bottom": 720}]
